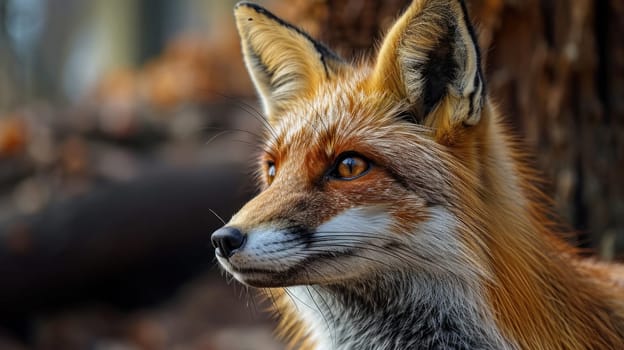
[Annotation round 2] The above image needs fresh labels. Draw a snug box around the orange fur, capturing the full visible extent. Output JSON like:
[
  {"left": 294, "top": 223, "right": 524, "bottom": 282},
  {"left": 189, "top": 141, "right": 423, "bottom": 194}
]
[
  {"left": 454, "top": 107, "right": 624, "bottom": 348},
  {"left": 216, "top": 1, "right": 624, "bottom": 349}
]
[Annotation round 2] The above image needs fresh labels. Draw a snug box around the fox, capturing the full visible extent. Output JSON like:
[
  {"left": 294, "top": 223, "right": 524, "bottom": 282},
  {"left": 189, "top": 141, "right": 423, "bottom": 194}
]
[{"left": 211, "top": 0, "right": 624, "bottom": 349}]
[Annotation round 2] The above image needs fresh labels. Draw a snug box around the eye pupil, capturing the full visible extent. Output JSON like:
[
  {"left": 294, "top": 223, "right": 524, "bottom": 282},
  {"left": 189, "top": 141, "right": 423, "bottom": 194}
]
[
  {"left": 344, "top": 158, "right": 355, "bottom": 174},
  {"left": 333, "top": 154, "right": 370, "bottom": 180}
]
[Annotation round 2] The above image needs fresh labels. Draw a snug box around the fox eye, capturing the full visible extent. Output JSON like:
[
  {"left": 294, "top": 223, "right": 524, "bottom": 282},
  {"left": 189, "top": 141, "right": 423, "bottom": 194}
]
[
  {"left": 266, "top": 161, "right": 276, "bottom": 184},
  {"left": 331, "top": 154, "right": 370, "bottom": 180}
]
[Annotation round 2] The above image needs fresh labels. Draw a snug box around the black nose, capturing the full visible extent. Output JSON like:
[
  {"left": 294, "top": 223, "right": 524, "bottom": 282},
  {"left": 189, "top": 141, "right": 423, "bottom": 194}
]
[{"left": 211, "top": 226, "right": 246, "bottom": 259}]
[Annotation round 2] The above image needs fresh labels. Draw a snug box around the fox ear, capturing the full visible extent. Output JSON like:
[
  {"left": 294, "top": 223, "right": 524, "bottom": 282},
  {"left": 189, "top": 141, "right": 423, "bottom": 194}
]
[
  {"left": 370, "top": 0, "right": 484, "bottom": 127},
  {"left": 234, "top": 2, "right": 345, "bottom": 120}
]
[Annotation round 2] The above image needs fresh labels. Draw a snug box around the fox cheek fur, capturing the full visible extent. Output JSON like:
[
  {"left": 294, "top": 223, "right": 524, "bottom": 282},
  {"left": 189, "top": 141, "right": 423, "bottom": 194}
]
[{"left": 211, "top": 1, "right": 624, "bottom": 349}]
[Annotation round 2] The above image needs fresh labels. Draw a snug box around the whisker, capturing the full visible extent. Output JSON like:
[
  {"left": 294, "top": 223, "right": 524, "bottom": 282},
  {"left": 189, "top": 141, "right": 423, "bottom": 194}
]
[
  {"left": 201, "top": 90, "right": 279, "bottom": 140},
  {"left": 302, "top": 247, "right": 397, "bottom": 269},
  {"left": 304, "top": 282, "right": 336, "bottom": 347},
  {"left": 205, "top": 130, "right": 233, "bottom": 146},
  {"left": 230, "top": 99, "right": 278, "bottom": 139},
  {"left": 283, "top": 288, "right": 304, "bottom": 313},
  {"left": 304, "top": 240, "right": 415, "bottom": 266},
  {"left": 246, "top": 286, "right": 261, "bottom": 318},
  {"left": 249, "top": 232, "right": 416, "bottom": 266},
  {"left": 265, "top": 288, "right": 283, "bottom": 319},
  {"left": 208, "top": 208, "right": 227, "bottom": 225},
  {"left": 202, "top": 126, "right": 264, "bottom": 140}
]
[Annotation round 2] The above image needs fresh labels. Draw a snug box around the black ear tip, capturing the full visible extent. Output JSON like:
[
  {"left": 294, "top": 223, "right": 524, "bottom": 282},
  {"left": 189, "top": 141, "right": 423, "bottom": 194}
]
[
  {"left": 234, "top": 1, "right": 268, "bottom": 14},
  {"left": 234, "top": 1, "right": 253, "bottom": 9}
]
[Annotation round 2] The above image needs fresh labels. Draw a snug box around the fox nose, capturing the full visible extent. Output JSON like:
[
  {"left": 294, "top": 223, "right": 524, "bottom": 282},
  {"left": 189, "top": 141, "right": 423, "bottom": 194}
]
[{"left": 211, "top": 226, "right": 246, "bottom": 259}]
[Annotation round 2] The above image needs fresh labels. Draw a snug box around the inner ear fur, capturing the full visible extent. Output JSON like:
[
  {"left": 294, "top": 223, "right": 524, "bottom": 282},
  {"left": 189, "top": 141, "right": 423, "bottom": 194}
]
[
  {"left": 369, "top": 0, "right": 485, "bottom": 127},
  {"left": 234, "top": 2, "right": 346, "bottom": 121}
]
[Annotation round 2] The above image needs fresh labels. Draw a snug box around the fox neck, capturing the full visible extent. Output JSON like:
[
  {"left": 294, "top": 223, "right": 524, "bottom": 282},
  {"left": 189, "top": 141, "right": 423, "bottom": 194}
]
[
  {"left": 282, "top": 271, "right": 511, "bottom": 350},
  {"left": 461, "top": 106, "right": 624, "bottom": 348}
]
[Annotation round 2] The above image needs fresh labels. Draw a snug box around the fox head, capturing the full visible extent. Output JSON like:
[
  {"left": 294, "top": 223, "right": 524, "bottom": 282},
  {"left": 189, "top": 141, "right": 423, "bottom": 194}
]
[{"left": 212, "top": 0, "right": 493, "bottom": 288}]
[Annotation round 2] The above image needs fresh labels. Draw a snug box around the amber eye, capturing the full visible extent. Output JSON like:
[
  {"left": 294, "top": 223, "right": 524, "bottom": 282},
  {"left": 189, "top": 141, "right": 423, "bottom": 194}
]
[
  {"left": 331, "top": 154, "right": 370, "bottom": 180},
  {"left": 266, "top": 161, "right": 276, "bottom": 184}
]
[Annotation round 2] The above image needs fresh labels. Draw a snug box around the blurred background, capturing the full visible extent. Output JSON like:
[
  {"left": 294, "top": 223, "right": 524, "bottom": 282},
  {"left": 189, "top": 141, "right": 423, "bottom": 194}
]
[{"left": 0, "top": 0, "right": 622, "bottom": 349}]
